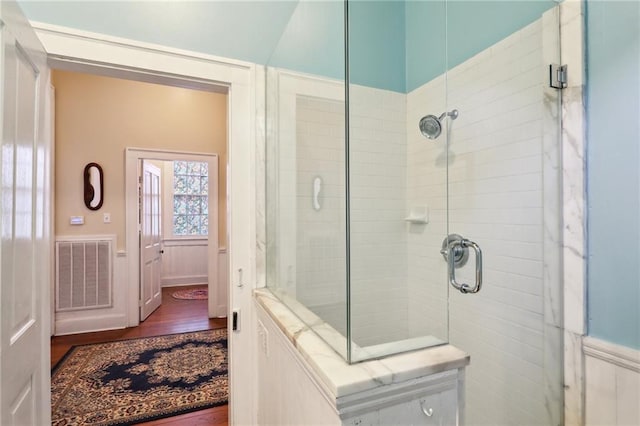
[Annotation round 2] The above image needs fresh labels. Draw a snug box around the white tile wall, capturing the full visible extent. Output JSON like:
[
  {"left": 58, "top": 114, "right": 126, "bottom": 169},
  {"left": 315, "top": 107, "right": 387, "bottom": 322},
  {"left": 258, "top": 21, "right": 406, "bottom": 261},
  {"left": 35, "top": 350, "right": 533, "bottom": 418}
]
[
  {"left": 407, "top": 19, "right": 550, "bottom": 425},
  {"left": 295, "top": 87, "right": 409, "bottom": 348},
  {"left": 349, "top": 85, "right": 408, "bottom": 347},
  {"left": 295, "top": 95, "right": 346, "bottom": 317},
  {"left": 406, "top": 74, "right": 449, "bottom": 342}
]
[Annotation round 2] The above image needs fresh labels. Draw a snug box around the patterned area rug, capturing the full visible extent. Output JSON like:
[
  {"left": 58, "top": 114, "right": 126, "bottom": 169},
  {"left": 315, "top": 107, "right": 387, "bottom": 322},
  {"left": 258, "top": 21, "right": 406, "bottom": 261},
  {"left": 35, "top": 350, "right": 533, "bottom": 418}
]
[
  {"left": 172, "top": 288, "right": 208, "bottom": 300},
  {"left": 52, "top": 329, "right": 227, "bottom": 425}
]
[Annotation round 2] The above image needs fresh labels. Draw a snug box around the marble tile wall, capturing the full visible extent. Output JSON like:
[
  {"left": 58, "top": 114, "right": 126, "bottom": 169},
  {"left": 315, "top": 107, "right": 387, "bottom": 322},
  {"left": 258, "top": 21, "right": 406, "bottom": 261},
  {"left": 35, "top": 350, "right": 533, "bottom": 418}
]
[
  {"left": 559, "top": 1, "right": 588, "bottom": 424},
  {"left": 541, "top": 8, "right": 564, "bottom": 426}
]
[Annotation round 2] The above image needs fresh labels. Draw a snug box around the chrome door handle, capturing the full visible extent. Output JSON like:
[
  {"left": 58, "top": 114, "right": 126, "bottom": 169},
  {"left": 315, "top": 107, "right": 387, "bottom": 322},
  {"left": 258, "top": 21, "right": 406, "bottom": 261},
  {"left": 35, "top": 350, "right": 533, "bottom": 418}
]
[{"left": 441, "top": 234, "right": 483, "bottom": 294}]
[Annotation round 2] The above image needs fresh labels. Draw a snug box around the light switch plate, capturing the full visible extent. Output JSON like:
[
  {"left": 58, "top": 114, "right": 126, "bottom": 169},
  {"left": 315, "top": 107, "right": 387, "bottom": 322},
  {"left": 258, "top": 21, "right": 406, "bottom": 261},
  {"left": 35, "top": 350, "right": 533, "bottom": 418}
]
[
  {"left": 70, "top": 216, "right": 84, "bottom": 225},
  {"left": 103, "top": 213, "right": 111, "bottom": 223}
]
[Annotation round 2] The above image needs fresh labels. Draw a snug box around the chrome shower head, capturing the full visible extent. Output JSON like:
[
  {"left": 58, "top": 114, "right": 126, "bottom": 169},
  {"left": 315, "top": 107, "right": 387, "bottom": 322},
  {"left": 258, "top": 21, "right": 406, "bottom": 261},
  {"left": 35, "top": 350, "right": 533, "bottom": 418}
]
[
  {"left": 419, "top": 109, "right": 459, "bottom": 140},
  {"left": 419, "top": 115, "right": 443, "bottom": 139}
]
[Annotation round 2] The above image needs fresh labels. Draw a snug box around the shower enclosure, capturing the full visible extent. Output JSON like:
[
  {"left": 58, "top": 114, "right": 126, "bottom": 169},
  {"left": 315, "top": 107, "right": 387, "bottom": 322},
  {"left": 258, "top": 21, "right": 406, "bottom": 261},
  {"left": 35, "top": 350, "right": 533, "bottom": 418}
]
[{"left": 266, "top": 1, "right": 564, "bottom": 425}]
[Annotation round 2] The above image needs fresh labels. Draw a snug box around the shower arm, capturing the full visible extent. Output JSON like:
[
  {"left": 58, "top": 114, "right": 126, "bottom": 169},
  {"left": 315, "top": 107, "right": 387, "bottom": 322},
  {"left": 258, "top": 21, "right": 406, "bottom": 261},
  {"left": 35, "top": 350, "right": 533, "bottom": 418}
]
[{"left": 438, "top": 110, "right": 459, "bottom": 121}]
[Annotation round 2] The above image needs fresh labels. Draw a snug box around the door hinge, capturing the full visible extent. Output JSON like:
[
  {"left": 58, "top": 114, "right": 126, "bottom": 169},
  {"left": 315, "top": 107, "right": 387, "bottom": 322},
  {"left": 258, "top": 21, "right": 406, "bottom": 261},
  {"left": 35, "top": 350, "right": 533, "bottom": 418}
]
[{"left": 549, "top": 64, "right": 567, "bottom": 89}]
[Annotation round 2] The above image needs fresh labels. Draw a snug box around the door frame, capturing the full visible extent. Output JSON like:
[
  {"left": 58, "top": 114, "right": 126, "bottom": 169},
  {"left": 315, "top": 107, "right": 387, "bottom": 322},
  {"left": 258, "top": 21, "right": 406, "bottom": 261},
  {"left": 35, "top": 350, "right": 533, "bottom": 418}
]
[
  {"left": 35, "top": 22, "right": 258, "bottom": 425},
  {"left": 128, "top": 151, "right": 220, "bottom": 320}
]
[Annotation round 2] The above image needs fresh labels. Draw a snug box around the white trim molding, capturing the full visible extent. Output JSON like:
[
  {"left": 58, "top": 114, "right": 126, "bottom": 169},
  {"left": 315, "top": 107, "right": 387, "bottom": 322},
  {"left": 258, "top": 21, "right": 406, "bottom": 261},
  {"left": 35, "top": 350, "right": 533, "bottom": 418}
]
[
  {"left": 161, "top": 276, "right": 208, "bottom": 288},
  {"left": 584, "top": 337, "right": 640, "bottom": 373},
  {"left": 30, "top": 21, "right": 253, "bottom": 84}
]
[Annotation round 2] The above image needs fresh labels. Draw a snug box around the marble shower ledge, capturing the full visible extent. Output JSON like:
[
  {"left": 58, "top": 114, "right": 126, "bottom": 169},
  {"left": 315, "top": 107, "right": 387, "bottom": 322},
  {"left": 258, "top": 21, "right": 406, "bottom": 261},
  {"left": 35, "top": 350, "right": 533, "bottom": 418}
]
[{"left": 254, "top": 288, "right": 469, "bottom": 400}]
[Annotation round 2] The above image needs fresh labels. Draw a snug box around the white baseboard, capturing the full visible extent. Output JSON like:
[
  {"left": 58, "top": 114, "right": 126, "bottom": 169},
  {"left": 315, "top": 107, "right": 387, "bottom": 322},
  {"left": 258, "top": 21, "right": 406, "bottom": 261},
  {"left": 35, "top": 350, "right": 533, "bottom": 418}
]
[
  {"left": 55, "top": 313, "right": 127, "bottom": 336},
  {"left": 161, "top": 275, "right": 208, "bottom": 287},
  {"left": 162, "top": 282, "right": 208, "bottom": 288}
]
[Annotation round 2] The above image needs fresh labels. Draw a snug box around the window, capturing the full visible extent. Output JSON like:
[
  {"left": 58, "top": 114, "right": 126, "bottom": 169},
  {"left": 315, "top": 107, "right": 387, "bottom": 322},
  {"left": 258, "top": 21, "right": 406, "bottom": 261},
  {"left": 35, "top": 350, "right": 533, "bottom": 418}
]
[{"left": 172, "top": 161, "right": 208, "bottom": 236}]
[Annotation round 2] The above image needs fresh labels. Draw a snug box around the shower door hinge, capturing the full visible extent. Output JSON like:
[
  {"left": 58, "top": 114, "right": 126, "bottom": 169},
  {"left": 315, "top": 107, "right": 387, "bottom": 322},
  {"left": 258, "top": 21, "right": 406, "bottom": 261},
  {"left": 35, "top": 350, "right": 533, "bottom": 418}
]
[{"left": 549, "top": 64, "right": 568, "bottom": 89}]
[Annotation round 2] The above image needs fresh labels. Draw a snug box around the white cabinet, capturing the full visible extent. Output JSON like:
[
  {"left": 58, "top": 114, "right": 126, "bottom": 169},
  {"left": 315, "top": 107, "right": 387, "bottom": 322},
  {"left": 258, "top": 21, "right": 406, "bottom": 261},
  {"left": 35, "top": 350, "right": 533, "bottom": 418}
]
[
  {"left": 380, "top": 389, "right": 457, "bottom": 426},
  {"left": 344, "top": 388, "right": 458, "bottom": 426}
]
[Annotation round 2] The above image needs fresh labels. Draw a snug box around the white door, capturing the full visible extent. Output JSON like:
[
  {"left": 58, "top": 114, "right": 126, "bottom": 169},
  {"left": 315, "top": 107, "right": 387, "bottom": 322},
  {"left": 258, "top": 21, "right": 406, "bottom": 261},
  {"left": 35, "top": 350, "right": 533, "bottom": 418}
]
[
  {"left": 140, "top": 161, "right": 162, "bottom": 321},
  {"left": 0, "top": 2, "right": 51, "bottom": 425}
]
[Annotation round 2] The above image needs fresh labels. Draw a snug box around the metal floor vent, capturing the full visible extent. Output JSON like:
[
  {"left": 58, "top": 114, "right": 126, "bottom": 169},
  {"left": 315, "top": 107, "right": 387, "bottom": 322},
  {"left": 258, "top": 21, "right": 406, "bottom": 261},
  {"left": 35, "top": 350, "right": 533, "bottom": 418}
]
[{"left": 55, "top": 239, "right": 112, "bottom": 312}]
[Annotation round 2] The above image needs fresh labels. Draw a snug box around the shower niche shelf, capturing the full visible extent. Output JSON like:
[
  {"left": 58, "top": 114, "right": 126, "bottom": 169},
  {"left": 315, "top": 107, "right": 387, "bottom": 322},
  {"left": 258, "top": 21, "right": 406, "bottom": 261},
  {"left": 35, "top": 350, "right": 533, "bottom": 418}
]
[{"left": 405, "top": 206, "right": 429, "bottom": 224}]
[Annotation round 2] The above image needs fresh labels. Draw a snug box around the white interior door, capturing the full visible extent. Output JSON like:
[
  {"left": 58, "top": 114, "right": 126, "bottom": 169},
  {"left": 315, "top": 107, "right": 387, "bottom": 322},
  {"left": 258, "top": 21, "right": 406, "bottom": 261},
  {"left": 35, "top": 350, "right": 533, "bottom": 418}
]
[
  {"left": 140, "top": 161, "right": 162, "bottom": 321},
  {"left": 0, "top": 2, "right": 51, "bottom": 425}
]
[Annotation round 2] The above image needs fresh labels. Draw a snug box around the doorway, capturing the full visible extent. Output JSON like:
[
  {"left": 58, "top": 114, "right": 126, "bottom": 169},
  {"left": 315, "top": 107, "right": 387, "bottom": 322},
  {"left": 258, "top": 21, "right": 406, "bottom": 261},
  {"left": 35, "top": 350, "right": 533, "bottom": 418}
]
[
  {"left": 132, "top": 152, "right": 223, "bottom": 322},
  {"left": 49, "top": 69, "right": 229, "bottom": 424},
  {"left": 50, "top": 69, "right": 228, "bottom": 334}
]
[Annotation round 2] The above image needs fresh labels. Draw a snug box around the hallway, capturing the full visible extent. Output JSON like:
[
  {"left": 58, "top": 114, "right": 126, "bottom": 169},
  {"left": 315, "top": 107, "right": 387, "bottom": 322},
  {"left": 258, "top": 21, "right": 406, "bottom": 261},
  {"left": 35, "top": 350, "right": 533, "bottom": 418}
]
[{"left": 51, "top": 285, "right": 229, "bottom": 425}]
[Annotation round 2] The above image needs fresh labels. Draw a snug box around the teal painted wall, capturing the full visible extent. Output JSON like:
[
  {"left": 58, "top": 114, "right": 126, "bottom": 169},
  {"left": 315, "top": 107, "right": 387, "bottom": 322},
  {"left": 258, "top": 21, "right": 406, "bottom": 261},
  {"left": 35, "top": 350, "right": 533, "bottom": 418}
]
[
  {"left": 586, "top": 0, "right": 640, "bottom": 350},
  {"left": 268, "top": 0, "right": 406, "bottom": 93},
  {"left": 20, "top": 1, "right": 556, "bottom": 94},
  {"left": 348, "top": 1, "right": 406, "bottom": 93},
  {"left": 270, "top": 0, "right": 555, "bottom": 93},
  {"left": 405, "top": 1, "right": 446, "bottom": 92},
  {"left": 267, "top": 1, "right": 345, "bottom": 82},
  {"left": 406, "top": 0, "right": 556, "bottom": 92},
  {"left": 18, "top": 1, "right": 298, "bottom": 64}
]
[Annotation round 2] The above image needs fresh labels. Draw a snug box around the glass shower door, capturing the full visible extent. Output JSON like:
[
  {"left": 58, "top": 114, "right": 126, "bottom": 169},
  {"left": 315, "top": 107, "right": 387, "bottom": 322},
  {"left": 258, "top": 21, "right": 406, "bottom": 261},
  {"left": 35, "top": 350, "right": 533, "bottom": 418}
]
[
  {"left": 347, "top": 0, "right": 450, "bottom": 362},
  {"left": 265, "top": 0, "right": 349, "bottom": 360},
  {"left": 443, "top": 2, "right": 563, "bottom": 424}
]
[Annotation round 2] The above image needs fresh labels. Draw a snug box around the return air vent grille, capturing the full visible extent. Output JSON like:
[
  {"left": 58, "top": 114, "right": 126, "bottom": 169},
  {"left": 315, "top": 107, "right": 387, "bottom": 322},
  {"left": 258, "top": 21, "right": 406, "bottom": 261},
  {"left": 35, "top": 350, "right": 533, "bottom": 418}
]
[{"left": 55, "top": 239, "right": 112, "bottom": 312}]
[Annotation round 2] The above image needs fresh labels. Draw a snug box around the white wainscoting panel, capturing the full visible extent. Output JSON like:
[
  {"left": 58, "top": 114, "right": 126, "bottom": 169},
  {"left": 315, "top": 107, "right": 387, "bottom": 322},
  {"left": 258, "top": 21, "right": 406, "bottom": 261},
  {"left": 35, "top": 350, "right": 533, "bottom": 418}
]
[
  {"left": 256, "top": 301, "right": 340, "bottom": 426},
  {"left": 161, "top": 238, "right": 208, "bottom": 287},
  {"left": 584, "top": 337, "right": 640, "bottom": 426}
]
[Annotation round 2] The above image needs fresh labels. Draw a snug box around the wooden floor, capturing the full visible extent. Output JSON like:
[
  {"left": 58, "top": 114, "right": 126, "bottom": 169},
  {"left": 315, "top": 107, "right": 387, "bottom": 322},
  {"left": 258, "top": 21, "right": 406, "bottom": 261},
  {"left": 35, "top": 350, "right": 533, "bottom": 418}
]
[{"left": 51, "top": 285, "right": 229, "bottom": 425}]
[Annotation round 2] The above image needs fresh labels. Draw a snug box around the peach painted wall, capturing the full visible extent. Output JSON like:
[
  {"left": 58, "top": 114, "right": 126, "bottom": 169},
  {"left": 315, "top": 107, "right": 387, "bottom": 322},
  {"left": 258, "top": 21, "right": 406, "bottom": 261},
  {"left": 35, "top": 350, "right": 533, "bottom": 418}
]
[{"left": 52, "top": 70, "right": 228, "bottom": 250}]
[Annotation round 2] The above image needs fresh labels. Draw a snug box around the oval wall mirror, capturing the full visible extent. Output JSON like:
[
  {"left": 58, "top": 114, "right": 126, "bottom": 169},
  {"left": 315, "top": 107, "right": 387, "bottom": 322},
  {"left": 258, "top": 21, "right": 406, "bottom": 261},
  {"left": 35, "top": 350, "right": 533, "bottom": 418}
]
[{"left": 84, "top": 163, "right": 104, "bottom": 210}]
